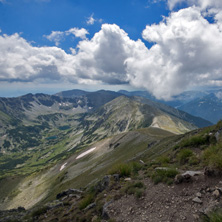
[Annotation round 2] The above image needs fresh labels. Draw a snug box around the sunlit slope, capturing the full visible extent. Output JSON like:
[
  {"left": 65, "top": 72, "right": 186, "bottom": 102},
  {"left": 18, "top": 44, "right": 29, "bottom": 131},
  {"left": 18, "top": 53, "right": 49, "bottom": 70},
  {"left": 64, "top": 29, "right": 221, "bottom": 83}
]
[{"left": 0, "top": 127, "right": 174, "bottom": 210}]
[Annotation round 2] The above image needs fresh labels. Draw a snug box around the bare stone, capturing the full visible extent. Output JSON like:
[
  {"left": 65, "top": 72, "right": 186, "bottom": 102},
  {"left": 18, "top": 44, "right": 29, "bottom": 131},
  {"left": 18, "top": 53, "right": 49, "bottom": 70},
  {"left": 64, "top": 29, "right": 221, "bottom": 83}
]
[
  {"left": 192, "top": 197, "right": 202, "bottom": 204},
  {"left": 196, "top": 192, "right": 202, "bottom": 198},
  {"left": 212, "top": 189, "right": 220, "bottom": 198}
]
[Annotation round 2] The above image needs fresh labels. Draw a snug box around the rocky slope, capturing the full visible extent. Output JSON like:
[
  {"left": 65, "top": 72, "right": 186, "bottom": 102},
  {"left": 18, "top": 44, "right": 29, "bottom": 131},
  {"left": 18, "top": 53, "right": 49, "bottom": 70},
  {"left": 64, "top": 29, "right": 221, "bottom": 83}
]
[{"left": 1, "top": 121, "right": 222, "bottom": 221}]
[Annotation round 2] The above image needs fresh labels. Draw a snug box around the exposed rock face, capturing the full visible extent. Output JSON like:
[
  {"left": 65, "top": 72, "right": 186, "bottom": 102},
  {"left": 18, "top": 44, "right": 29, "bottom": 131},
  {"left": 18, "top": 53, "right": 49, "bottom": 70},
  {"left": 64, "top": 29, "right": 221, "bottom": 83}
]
[
  {"left": 204, "top": 167, "right": 222, "bottom": 177},
  {"left": 175, "top": 171, "right": 203, "bottom": 184},
  {"left": 56, "top": 188, "right": 83, "bottom": 199},
  {"left": 94, "top": 175, "right": 111, "bottom": 193}
]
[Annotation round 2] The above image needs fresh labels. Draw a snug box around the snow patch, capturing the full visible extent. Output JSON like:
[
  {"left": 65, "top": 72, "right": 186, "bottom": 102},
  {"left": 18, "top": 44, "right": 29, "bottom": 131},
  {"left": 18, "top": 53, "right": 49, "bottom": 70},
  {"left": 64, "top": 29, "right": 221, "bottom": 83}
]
[
  {"left": 76, "top": 147, "right": 96, "bottom": 159},
  {"left": 60, "top": 162, "right": 67, "bottom": 171}
]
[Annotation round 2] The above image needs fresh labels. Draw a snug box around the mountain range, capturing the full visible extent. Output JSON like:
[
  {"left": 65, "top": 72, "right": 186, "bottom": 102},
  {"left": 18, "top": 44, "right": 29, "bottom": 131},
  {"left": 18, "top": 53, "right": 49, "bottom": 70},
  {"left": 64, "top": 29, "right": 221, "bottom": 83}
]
[{"left": 0, "top": 88, "right": 219, "bottom": 219}]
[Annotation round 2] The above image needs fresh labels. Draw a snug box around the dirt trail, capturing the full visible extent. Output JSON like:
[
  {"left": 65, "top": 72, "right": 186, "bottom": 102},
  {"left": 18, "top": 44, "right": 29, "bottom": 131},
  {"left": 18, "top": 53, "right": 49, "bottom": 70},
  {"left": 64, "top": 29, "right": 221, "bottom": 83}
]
[{"left": 107, "top": 175, "right": 222, "bottom": 222}]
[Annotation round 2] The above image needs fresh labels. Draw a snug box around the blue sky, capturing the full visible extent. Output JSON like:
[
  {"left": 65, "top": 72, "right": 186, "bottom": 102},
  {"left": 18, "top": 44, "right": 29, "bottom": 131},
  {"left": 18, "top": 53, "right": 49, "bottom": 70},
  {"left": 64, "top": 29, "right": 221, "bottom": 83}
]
[
  {"left": 0, "top": 0, "right": 222, "bottom": 99},
  {"left": 0, "top": 0, "right": 168, "bottom": 50}
]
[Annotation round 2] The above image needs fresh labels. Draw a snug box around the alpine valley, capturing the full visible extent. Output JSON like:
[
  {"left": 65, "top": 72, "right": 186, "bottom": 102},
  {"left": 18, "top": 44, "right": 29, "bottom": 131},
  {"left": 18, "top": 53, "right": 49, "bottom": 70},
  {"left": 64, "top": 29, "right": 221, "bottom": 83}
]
[{"left": 1, "top": 89, "right": 222, "bottom": 222}]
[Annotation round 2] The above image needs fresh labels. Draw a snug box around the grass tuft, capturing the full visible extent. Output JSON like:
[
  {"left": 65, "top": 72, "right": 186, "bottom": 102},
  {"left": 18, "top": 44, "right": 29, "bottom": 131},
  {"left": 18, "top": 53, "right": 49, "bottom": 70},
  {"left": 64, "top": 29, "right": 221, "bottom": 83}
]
[{"left": 151, "top": 168, "right": 178, "bottom": 185}]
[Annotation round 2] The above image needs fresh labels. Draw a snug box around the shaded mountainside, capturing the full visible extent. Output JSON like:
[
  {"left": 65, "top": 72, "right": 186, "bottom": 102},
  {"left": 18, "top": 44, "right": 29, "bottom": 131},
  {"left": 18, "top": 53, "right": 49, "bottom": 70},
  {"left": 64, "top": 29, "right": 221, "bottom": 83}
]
[{"left": 179, "top": 93, "right": 222, "bottom": 124}]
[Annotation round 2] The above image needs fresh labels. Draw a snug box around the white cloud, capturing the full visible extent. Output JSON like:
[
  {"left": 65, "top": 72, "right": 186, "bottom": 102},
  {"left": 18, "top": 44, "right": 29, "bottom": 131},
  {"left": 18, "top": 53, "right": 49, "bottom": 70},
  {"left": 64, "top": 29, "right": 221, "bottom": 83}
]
[
  {"left": 44, "top": 31, "right": 64, "bottom": 46},
  {"left": 0, "top": 25, "right": 145, "bottom": 86},
  {"left": 86, "top": 14, "right": 102, "bottom": 25},
  {"left": 44, "top": 27, "right": 89, "bottom": 45},
  {"left": 126, "top": 6, "right": 222, "bottom": 99},
  {"left": 74, "top": 24, "right": 146, "bottom": 84},
  {"left": 87, "top": 14, "right": 96, "bottom": 25},
  {"left": 66, "top": 28, "right": 89, "bottom": 39},
  {"left": 2, "top": 14, "right": 222, "bottom": 100},
  {"left": 168, "top": 0, "right": 222, "bottom": 11}
]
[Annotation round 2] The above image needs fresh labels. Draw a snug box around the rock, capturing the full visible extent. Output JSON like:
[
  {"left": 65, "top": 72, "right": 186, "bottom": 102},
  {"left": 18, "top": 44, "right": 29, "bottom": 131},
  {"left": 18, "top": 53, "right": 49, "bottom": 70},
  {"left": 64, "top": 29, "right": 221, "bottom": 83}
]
[
  {"left": 204, "top": 167, "right": 221, "bottom": 177},
  {"left": 91, "top": 215, "right": 99, "bottom": 222},
  {"left": 174, "top": 174, "right": 192, "bottom": 184},
  {"left": 192, "top": 197, "right": 202, "bottom": 204},
  {"left": 174, "top": 174, "right": 184, "bottom": 184},
  {"left": 113, "top": 174, "right": 120, "bottom": 181},
  {"left": 17, "top": 207, "right": 25, "bottom": 212},
  {"left": 84, "top": 202, "right": 96, "bottom": 211},
  {"left": 180, "top": 215, "right": 186, "bottom": 220},
  {"left": 124, "top": 178, "right": 132, "bottom": 181},
  {"left": 102, "top": 201, "right": 113, "bottom": 220},
  {"left": 47, "top": 200, "right": 63, "bottom": 209},
  {"left": 215, "top": 129, "right": 222, "bottom": 142},
  {"left": 212, "top": 189, "right": 220, "bottom": 198},
  {"left": 200, "top": 201, "right": 220, "bottom": 215},
  {"left": 95, "top": 175, "right": 111, "bottom": 192},
  {"left": 182, "top": 171, "right": 202, "bottom": 177},
  {"left": 193, "top": 214, "right": 199, "bottom": 220},
  {"left": 140, "top": 160, "right": 145, "bottom": 164},
  {"left": 56, "top": 188, "right": 83, "bottom": 199},
  {"left": 196, "top": 192, "right": 202, "bottom": 198},
  {"left": 155, "top": 167, "right": 174, "bottom": 171}
]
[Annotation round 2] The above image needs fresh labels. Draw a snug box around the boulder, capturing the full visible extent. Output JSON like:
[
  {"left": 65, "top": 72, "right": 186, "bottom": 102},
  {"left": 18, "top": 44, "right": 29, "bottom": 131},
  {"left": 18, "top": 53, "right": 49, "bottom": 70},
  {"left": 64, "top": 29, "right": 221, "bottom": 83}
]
[
  {"left": 113, "top": 174, "right": 120, "bottom": 182},
  {"left": 95, "top": 175, "right": 111, "bottom": 192},
  {"left": 204, "top": 167, "right": 221, "bottom": 177},
  {"left": 174, "top": 174, "right": 192, "bottom": 184},
  {"left": 84, "top": 202, "right": 96, "bottom": 211},
  {"left": 56, "top": 188, "right": 83, "bottom": 199},
  {"left": 102, "top": 201, "right": 113, "bottom": 220}
]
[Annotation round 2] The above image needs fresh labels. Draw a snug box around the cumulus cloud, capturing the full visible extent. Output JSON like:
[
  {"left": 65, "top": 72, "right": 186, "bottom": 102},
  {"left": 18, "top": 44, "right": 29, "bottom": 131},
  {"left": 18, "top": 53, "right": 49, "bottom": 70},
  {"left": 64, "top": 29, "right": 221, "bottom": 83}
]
[
  {"left": 168, "top": 0, "right": 222, "bottom": 11},
  {"left": 74, "top": 24, "right": 146, "bottom": 84},
  {"left": 44, "top": 31, "right": 64, "bottom": 46},
  {"left": 0, "top": 33, "right": 75, "bottom": 82},
  {"left": 2, "top": 10, "right": 222, "bottom": 100},
  {"left": 66, "top": 28, "right": 88, "bottom": 39},
  {"left": 0, "top": 24, "right": 145, "bottom": 85},
  {"left": 126, "top": 7, "right": 222, "bottom": 99},
  {"left": 44, "top": 27, "right": 89, "bottom": 45}
]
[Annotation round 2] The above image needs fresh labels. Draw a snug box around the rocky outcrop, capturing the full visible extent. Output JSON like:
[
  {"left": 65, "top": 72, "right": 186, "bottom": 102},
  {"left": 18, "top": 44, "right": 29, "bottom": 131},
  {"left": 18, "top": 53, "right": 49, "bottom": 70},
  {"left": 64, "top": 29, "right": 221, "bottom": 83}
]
[{"left": 56, "top": 188, "right": 83, "bottom": 199}]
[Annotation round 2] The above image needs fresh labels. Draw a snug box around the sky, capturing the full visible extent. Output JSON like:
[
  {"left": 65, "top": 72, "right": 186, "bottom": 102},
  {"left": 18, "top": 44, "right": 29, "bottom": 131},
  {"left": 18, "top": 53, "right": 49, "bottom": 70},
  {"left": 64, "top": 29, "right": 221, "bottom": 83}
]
[{"left": 0, "top": 0, "right": 222, "bottom": 99}]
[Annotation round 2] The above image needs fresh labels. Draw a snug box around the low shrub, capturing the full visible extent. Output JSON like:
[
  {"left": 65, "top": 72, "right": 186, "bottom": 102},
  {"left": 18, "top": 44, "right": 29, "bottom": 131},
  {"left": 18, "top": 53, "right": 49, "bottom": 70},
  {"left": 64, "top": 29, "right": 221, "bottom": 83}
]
[
  {"left": 202, "top": 209, "right": 222, "bottom": 222},
  {"left": 180, "top": 135, "right": 211, "bottom": 148},
  {"left": 79, "top": 193, "right": 95, "bottom": 210},
  {"left": 109, "top": 163, "right": 132, "bottom": 177},
  {"left": 177, "top": 149, "right": 193, "bottom": 165},
  {"left": 202, "top": 144, "right": 222, "bottom": 170},
  {"left": 109, "top": 162, "right": 142, "bottom": 177},
  {"left": 156, "top": 155, "right": 170, "bottom": 165},
  {"left": 31, "top": 206, "right": 49, "bottom": 218},
  {"left": 151, "top": 168, "right": 178, "bottom": 185},
  {"left": 124, "top": 181, "right": 145, "bottom": 199},
  {"left": 188, "top": 155, "right": 200, "bottom": 165}
]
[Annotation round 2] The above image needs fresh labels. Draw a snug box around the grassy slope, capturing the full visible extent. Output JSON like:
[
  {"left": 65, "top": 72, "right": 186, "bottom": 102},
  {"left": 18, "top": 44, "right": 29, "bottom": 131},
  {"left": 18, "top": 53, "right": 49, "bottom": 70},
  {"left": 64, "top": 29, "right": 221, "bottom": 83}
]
[{"left": 0, "top": 127, "right": 174, "bottom": 210}]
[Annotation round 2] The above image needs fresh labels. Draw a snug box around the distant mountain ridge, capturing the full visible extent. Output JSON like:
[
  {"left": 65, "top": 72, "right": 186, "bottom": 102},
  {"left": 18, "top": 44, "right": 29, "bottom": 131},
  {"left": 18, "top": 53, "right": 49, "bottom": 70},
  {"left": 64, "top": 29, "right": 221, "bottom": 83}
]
[
  {"left": 179, "top": 92, "right": 222, "bottom": 124},
  {"left": 0, "top": 89, "right": 212, "bottom": 157}
]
